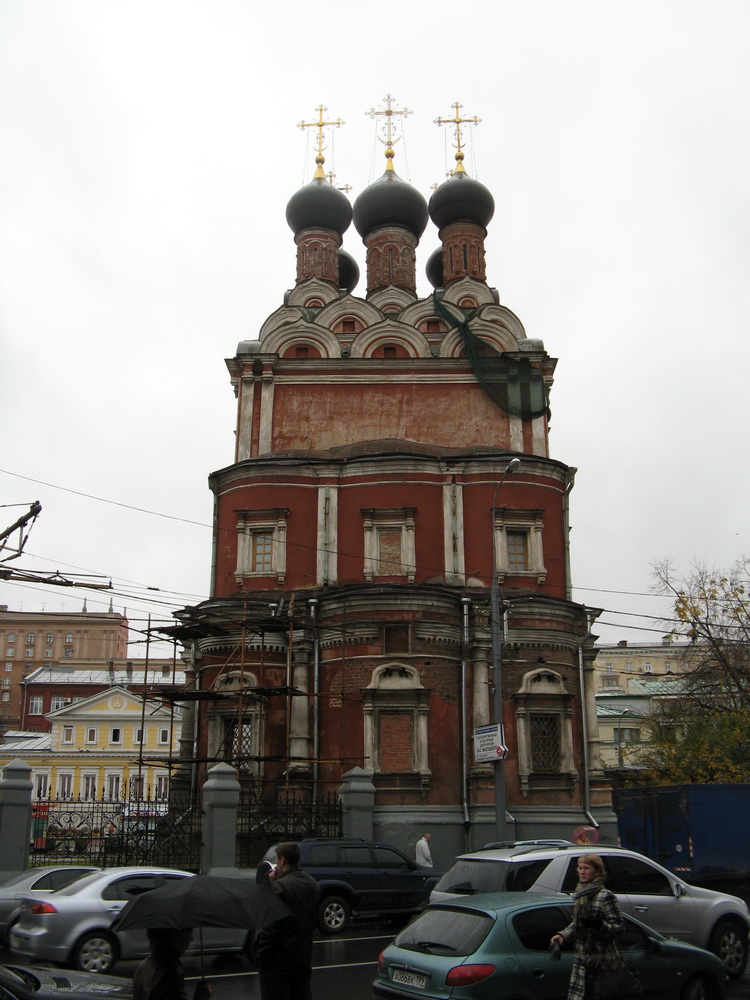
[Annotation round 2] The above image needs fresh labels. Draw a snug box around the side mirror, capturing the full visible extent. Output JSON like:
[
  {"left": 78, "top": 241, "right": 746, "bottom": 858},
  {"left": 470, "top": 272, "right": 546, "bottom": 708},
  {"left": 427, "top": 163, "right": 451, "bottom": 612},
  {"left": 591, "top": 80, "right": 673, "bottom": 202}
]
[
  {"left": 647, "top": 935, "right": 663, "bottom": 953},
  {"left": 673, "top": 882, "right": 686, "bottom": 898}
]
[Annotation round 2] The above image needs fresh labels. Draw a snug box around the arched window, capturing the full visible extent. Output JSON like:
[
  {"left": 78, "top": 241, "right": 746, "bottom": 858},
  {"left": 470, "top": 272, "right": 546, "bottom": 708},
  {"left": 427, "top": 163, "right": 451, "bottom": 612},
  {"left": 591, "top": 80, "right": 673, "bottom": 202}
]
[
  {"left": 514, "top": 669, "right": 576, "bottom": 796},
  {"left": 362, "top": 663, "right": 431, "bottom": 788}
]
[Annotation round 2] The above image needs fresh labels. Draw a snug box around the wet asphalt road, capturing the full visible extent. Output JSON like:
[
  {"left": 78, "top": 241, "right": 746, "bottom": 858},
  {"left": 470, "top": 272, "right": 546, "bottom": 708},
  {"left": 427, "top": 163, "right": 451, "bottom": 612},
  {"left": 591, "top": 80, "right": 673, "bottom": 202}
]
[{"left": 3, "top": 919, "right": 750, "bottom": 1000}]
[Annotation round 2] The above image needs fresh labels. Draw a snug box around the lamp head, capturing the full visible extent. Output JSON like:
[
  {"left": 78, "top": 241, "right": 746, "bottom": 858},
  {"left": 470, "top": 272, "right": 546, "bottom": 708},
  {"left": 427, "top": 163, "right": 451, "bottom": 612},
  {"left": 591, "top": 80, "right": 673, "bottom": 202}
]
[{"left": 505, "top": 458, "right": 521, "bottom": 474}]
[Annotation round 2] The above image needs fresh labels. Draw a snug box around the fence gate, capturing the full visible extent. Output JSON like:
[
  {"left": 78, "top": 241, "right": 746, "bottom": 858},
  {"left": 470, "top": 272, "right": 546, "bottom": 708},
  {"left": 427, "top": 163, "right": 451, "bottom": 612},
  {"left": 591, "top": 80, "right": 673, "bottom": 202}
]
[
  {"left": 236, "top": 793, "right": 342, "bottom": 868},
  {"left": 30, "top": 793, "right": 203, "bottom": 872}
]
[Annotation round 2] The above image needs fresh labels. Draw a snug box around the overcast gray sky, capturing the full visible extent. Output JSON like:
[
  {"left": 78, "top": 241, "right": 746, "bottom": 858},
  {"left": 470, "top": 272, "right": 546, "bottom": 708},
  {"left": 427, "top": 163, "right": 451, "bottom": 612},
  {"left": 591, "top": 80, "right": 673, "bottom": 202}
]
[{"left": 1, "top": 0, "right": 747, "bottom": 655}]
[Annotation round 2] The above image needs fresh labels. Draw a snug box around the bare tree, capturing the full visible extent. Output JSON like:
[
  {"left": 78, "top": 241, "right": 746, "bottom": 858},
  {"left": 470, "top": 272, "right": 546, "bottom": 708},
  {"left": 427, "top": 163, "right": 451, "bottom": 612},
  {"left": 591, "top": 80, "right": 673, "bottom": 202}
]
[{"left": 653, "top": 558, "right": 750, "bottom": 713}]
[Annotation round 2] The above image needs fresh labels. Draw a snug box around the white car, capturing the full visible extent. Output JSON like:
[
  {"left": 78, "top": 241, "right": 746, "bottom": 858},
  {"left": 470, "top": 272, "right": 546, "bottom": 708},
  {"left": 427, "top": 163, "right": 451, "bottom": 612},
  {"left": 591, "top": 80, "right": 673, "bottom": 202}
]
[
  {"left": 10, "top": 867, "right": 249, "bottom": 974},
  {"left": 431, "top": 843, "right": 750, "bottom": 977}
]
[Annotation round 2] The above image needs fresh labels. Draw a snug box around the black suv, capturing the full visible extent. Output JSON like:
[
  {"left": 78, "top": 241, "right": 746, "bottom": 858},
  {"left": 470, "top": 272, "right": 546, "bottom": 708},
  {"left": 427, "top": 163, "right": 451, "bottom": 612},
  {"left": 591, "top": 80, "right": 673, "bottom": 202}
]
[{"left": 261, "top": 838, "right": 443, "bottom": 933}]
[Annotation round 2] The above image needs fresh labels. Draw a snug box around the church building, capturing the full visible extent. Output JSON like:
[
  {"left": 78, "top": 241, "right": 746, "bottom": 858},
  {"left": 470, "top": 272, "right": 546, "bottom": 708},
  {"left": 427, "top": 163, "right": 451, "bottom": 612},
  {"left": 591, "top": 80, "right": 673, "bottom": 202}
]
[{"left": 171, "top": 100, "right": 614, "bottom": 848}]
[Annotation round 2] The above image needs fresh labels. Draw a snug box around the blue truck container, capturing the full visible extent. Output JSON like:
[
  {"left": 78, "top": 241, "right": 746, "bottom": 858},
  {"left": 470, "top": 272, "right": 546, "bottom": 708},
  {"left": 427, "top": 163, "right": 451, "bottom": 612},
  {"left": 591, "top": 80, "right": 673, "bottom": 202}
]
[{"left": 615, "top": 784, "right": 750, "bottom": 902}]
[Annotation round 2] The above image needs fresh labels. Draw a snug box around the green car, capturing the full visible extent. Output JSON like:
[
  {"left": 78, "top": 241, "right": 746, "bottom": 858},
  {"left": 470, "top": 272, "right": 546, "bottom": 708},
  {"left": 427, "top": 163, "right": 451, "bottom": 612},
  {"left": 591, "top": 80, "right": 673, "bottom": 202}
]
[{"left": 373, "top": 892, "right": 726, "bottom": 1000}]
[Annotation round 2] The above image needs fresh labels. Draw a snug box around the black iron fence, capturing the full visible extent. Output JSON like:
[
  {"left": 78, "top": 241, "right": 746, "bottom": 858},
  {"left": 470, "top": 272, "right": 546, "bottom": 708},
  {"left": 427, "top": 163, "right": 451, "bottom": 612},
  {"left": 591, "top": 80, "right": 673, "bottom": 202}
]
[
  {"left": 30, "top": 792, "right": 203, "bottom": 872},
  {"left": 236, "top": 792, "right": 342, "bottom": 868}
]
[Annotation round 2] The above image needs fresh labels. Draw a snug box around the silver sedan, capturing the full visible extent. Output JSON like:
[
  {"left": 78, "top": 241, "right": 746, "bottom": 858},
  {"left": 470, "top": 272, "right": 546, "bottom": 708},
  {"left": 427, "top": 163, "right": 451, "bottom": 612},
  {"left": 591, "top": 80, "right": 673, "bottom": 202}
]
[
  {"left": 9, "top": 867, "right": 249, "bottom": 974},
  {"left": 0, "top": 867, "right": 99, "bottom": 946}
]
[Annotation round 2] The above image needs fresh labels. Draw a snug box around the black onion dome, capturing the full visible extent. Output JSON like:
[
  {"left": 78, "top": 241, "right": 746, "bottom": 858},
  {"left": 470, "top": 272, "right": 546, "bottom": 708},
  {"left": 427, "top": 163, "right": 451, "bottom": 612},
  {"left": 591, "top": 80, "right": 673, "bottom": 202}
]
[
  {"left": 286, "top": 177, "right": 353, "bottom": 236},
  {"left": 338, "top": 249, "right": 360, "bottom": 292},
  {"left": 353, "top": 167, "right": 429, "bottom": 240},
  {"left": 429, "top": 171, "right": 495, "bottom": 231},
  {"left": 425, "top": 247, "right": 444, "bottom": 289}
]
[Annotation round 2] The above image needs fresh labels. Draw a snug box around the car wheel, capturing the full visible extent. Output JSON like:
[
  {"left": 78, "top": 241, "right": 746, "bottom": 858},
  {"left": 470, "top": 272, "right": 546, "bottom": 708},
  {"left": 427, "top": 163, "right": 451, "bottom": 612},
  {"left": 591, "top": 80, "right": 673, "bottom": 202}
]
[
  {"left": 71, "top": 931, "right": 118, "bottom": 974},
  {"left": 318, "top": 895, "right": 351, "bottom": 934},
  {"left": 680, "top": 974, "right": 719, "bottom": 1000},
  {"left": 708, "top": 920, "right": 748, "bottom": 979}
]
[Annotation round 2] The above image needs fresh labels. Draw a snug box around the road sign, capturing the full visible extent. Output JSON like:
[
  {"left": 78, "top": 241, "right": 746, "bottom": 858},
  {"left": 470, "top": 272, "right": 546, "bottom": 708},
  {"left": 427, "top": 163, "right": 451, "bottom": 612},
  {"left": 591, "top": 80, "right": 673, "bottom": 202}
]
[{"left": 473, "top": 723, "right": 508, "bottom": 763}]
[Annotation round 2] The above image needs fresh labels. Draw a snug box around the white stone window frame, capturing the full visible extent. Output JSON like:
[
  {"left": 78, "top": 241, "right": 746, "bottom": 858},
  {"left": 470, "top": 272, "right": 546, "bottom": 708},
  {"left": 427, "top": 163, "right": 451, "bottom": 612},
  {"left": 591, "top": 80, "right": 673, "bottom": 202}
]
[
  {"left": 29, "top": 695, "right": 44, "bottom": 715},
  {"left": 493, "top": 508, "right": 547, "bottom": 584},
  {"left": 105, "top": 771, "right": 122, "bottom": 801},
  {"left": 82, "top": 772, "right": 97, "bottom": 799},
  {"left": 514, "top": 668, "right": 576, "bottom": 797},
  {"left": 362, "top": 663, "right": 431, "bottom": 787},
  {"left": 208, "top": 672, "right": 263, "bottom": 784},
  {"left": 61, "top": 726, "right": 74, "bottom": 745},
  {"left": 85, "top": 727, "right": 98, "bottom": 745},
  {"left": 362, "top": 508, "right": 416, "bottom": 583},
  {"left": 234, "top": 508, "right": 289, "bottom": 586},
  {"left": 57, "top": 772, "right": 74, "bottom": 800}
]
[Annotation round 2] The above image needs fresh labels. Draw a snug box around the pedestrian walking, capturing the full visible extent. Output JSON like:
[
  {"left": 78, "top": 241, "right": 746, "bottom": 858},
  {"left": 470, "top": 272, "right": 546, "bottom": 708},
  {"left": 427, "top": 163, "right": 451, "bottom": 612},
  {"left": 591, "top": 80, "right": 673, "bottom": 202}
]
[
  {"left": 254, "top": 841, "right": 320, "bottom": 1000},
  {"left": 415, "top": 832, "right": 432, "bottom": 866},
  {"left": 133, "top": 928, "right": 211, "bottom": 1000},
  {"left": 549, "top": 853, "right": 626, "bottom": 1000}
]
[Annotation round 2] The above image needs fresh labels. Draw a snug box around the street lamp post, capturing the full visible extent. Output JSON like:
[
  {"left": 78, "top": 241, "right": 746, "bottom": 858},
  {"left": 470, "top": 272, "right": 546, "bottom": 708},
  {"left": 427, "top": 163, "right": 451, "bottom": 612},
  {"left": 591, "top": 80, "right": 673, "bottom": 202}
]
[{"left": 490, "top": 457, "right": 521, "bottom": 843}]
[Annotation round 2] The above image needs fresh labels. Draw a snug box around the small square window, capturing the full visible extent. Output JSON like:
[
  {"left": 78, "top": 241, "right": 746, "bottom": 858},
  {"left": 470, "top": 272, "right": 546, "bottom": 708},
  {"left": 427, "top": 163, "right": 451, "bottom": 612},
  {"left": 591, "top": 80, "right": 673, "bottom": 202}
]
[
  {"left": 110, "top": 727, "right": 122, "bottom": 745},
  {"left": 4, "top": 663, "right": 11, "bottom": 672},
  {"left": 62, "top": 726, "right": 74, "bottom": 744},
  {"left": 63, "top": 648, "right": 73, "bottom": 658},
  {"left": 86, "top": 727, "right": 97, "bottom": 744},
  {"left": 158, "top": 728, "right": 170, "bottom": 745}
]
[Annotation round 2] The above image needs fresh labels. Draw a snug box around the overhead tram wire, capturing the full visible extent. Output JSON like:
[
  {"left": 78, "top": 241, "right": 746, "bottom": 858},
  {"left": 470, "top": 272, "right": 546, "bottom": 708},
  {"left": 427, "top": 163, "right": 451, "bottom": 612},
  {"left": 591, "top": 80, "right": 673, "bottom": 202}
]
[{"left": 4, "top": 467, "right": 717, "bottom": 638}]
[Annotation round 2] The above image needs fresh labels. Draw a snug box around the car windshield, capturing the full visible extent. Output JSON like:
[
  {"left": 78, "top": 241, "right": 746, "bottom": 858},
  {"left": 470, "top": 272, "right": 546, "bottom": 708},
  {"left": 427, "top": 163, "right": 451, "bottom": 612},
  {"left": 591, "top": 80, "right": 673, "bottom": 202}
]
[{"left": 394, "top": 907, "right": 493, "bottom": 956}]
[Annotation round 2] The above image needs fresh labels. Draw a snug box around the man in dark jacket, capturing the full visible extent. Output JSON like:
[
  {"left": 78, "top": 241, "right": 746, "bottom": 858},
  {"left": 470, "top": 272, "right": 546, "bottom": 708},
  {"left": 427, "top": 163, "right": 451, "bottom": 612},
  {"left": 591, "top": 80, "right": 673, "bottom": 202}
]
[{"left": 255, "top": 841, "right": 320, "bottom": 1000}]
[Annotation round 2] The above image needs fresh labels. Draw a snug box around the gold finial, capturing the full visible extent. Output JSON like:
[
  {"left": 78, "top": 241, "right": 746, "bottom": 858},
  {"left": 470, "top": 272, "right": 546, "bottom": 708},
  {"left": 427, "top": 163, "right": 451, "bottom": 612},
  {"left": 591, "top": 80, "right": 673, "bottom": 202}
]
[
  {"left": 434, "top": 101, "right": 481, "bottom": 174},
  {"left": 366, "top": 93, "right": 412, "bottom": 170},
  {"left": 298, "top": 105, "right": 345, "bottom": 179}
]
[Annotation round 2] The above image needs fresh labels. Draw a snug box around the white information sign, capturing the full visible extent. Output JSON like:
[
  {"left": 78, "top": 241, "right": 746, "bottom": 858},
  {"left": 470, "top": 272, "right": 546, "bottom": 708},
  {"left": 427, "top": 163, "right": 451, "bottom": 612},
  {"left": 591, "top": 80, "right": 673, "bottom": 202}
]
[{"left": 473, "top": 723, "right": 508, "bottom": 763}]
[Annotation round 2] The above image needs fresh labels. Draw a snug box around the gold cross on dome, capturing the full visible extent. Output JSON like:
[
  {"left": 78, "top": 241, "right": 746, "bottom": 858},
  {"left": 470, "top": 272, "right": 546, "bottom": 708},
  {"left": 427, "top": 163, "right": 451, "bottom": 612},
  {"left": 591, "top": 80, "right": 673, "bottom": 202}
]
[
  {"left": 298, "top": 105, "right": 345, "bottom": 178},
  {"left": 366, "top": 93, "right": 412, "bottom": 154},
  {"left": 434, "top": 101, "right": 482, "bottom": 173}
]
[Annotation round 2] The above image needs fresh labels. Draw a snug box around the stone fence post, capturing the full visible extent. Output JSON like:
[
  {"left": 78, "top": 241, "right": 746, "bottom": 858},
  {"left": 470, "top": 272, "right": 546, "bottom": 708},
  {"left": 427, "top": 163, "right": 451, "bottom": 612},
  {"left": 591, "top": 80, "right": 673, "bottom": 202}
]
[
  {"left": 338, "top": 766, "right": 375, "bottom": 841},
  {"left": 200, "top": 762, "right": 241, "bottom": 874},
  {"left": 0, "top": 759, "right": 33, "bottom": 874}
]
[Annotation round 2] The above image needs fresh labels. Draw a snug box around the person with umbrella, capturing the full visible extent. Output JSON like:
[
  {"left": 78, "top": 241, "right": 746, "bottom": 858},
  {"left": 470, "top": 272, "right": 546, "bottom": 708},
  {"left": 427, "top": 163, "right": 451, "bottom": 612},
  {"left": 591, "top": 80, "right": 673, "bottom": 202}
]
[
  {"left": 133, "top": 928, "right": 211, "bottom": 1000},
  {"left": 254, "top": 841, "right": 320, "bottom": 1000},
  {"left": 113, "top": 874, "right": 292, "bottom": 994}
]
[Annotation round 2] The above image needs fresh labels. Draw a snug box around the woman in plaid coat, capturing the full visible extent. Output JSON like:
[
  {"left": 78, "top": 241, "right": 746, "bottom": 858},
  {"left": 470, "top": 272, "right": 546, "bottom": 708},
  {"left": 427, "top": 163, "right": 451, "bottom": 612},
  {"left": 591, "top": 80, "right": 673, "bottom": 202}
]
[{"left": 550, "top": 853, "right": 624, "bottom": 1000}]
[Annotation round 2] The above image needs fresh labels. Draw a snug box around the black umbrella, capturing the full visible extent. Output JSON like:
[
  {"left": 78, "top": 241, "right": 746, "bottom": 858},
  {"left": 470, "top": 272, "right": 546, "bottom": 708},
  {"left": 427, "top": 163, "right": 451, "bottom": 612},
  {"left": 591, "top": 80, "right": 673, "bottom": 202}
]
[{"left": 112, "top": 875, "right": 291, "bottom": 933}]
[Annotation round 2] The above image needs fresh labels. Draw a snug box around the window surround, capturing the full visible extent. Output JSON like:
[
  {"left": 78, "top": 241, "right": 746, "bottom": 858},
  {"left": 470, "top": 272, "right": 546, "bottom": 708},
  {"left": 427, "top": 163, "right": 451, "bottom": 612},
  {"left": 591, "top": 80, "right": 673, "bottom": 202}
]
[
  {"left": 57, "top": 772, "right": 73, "bottom": 800},
  {"left": 234, "top": 508, "right": 289, "bottom": 585},
  {"left": 61, "top": 726, "right": 74, "bottom": 745},
  {"left": 362, "top": 508, "right": 416, "bottom": 583},
  {"left": 85, "top": 727, "right": 98, "bottom": 745},
  {"left": 362, "top": 663, "right": 431, "bottom": 789},
  {"left": 493, "top": 508, "right": 547, "bottom": 584},
  {"left": 514, "top": 669, "right": 576, "bottom": 797}
]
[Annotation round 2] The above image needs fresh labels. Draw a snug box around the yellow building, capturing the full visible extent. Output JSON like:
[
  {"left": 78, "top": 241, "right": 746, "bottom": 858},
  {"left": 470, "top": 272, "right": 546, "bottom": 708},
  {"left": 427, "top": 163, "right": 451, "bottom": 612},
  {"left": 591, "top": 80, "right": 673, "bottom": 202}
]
[{"left": 0, "top": 685, "right": 180, "bottom": 801}]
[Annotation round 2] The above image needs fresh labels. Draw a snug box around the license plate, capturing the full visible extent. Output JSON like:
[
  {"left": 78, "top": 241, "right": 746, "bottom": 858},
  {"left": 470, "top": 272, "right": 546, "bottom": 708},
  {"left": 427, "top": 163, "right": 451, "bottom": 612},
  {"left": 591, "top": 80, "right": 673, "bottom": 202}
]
[{"left": 392, "top": 969, "right": 427, "bottom": 989}]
